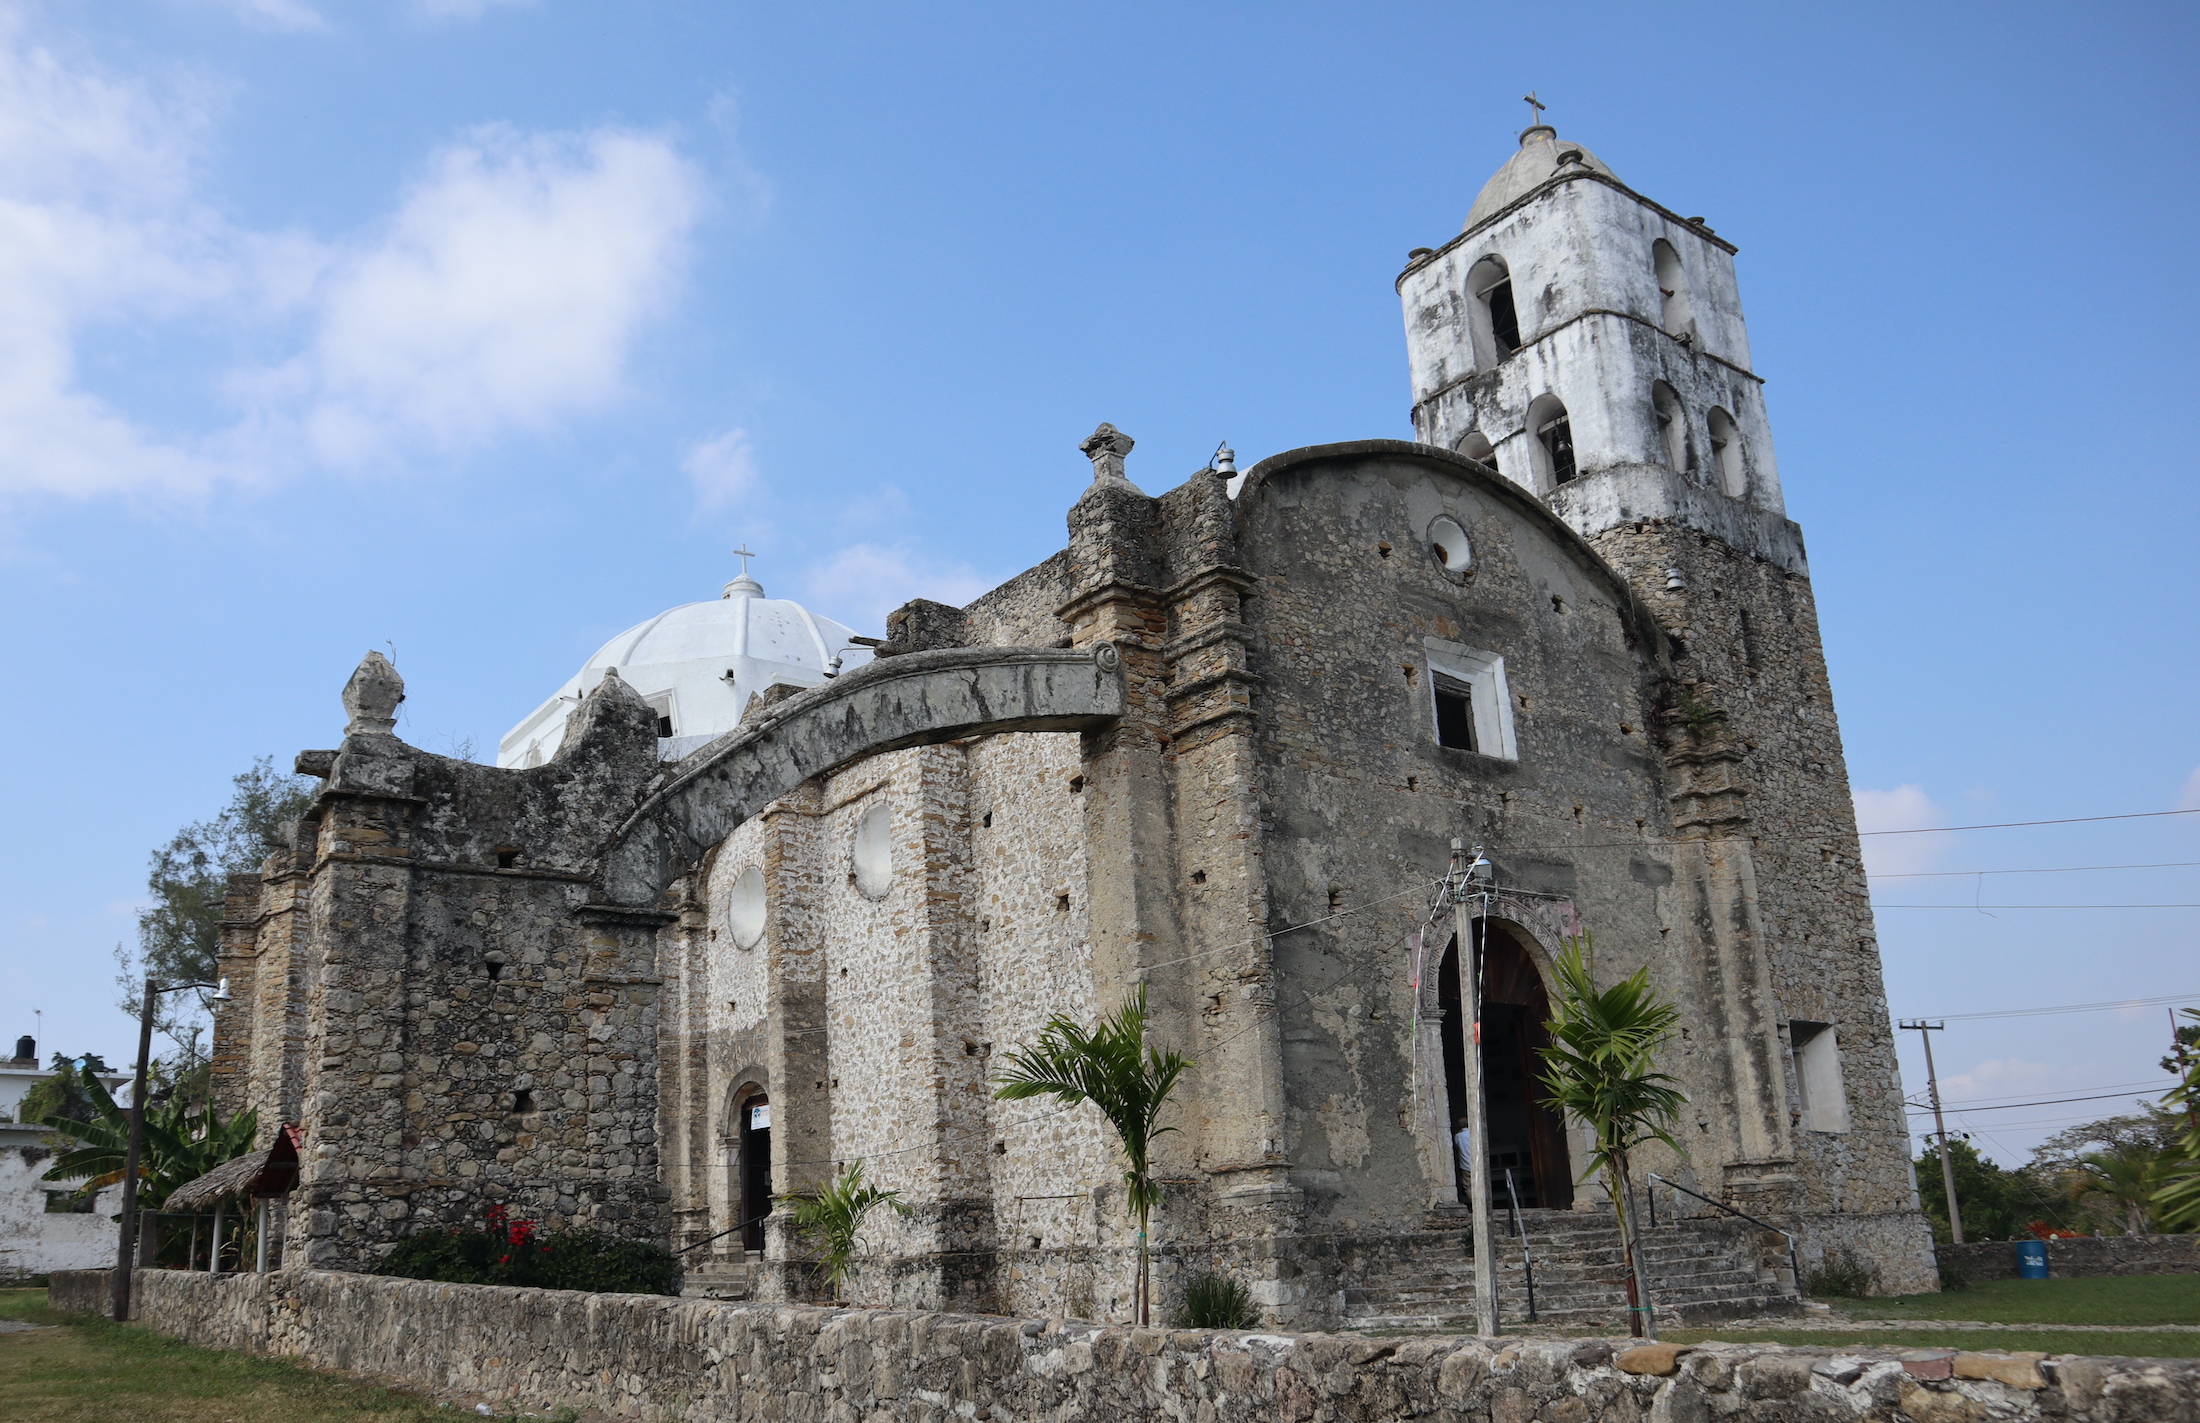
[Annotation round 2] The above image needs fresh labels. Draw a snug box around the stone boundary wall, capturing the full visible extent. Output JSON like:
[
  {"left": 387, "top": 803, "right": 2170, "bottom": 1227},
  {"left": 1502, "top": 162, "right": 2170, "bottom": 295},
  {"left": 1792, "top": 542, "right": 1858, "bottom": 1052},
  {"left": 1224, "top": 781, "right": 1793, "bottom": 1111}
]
[
  {"left": 1938, "top": 1234, "right": 2200, "bottom": 1282},
  {"left": 48, "top": 1269, "right": 2200, "bottom": 1422}
]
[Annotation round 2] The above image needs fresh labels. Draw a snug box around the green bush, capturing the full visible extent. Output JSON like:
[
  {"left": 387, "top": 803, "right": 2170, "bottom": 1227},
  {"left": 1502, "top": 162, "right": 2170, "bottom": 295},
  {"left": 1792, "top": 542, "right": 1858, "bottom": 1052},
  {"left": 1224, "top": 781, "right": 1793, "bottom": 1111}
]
[
  {"left": 1937, "top": 1257, "right": 1974, "bottom": 1292},
  {"left": 1803, "top": 1246, "right": 1882, "bottom": 1299},
  {"left": 376, "top": 1205, "right": 679, "bottom": 1297},
  {"left": 1171, "top": 1273, "right": 1259, "bottom": 1330}
]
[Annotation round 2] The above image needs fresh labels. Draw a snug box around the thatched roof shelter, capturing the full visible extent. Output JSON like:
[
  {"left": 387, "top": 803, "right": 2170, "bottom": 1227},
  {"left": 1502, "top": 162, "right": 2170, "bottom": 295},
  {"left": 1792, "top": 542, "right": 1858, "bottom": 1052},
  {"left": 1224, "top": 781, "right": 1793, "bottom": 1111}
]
[{"left": 165, "top": 1124, "right": 300, "bottom": 1213}]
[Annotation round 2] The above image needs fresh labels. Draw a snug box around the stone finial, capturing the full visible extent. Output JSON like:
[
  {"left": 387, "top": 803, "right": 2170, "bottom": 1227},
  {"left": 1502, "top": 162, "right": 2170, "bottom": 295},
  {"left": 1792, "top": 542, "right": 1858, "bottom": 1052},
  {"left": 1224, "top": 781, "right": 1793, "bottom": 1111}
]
[
  {"left": 341, "top": 651, "right": 405, "bottom": 736},
  {"left": 1079, "top": 423, "right": 1136, "bottom": 485}
]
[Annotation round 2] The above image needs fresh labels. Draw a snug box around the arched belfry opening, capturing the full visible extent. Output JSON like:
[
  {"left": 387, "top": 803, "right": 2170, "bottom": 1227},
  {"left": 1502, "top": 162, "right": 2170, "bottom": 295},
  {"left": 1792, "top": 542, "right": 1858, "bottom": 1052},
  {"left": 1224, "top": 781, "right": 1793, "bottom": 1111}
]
[
  {"left": 1436, "top": 921, "right": 1573, "bottom": 1210},
  {"left": 733, "top": 1087, "right": 772, "bottom": 1251}
]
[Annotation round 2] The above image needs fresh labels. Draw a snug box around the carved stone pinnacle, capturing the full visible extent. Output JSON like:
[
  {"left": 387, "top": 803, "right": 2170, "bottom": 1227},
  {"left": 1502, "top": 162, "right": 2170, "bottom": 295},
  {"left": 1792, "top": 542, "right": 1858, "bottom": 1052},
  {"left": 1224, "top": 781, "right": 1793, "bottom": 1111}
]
[
  {"left": 342, "top": 651, "right": 405, "bottom": 736},
  {"left": 1079, "top": 422, "right": 1135, "bottom": 485}
]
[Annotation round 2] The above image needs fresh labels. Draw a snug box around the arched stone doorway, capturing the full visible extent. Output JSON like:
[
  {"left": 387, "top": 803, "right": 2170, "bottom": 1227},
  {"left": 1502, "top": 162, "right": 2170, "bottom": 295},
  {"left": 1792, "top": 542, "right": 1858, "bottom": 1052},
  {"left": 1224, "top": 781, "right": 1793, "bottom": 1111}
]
[
  {"left": 734, "top": 1089, "right": 772, "bottom": 1251},
  {"left": 1437, "top": 921, "right": 1573, "bottom": 1209}
]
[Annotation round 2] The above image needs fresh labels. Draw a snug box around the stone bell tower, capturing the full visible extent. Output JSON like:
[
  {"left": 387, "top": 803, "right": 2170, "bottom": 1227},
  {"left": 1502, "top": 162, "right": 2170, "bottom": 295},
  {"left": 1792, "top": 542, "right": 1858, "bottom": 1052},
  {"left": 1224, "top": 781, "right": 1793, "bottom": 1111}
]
[{"left": 1393, "top": 126, "right": 1925, "bottom": 1244}]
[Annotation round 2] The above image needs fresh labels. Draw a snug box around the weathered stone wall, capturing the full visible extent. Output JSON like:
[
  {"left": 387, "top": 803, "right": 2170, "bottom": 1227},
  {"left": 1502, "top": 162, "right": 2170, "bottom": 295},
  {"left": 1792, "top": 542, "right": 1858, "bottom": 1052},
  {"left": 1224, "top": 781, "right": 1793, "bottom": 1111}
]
[
  {"left": 1589, "top": 514, "right": 1933, "bottom": 1291},
  {"left": 1938, "top": 1235, "right": 2200, "bottom": 1282},
  {"left": 50, "top": 1269, "right": 2200, "bottom": 1422}
]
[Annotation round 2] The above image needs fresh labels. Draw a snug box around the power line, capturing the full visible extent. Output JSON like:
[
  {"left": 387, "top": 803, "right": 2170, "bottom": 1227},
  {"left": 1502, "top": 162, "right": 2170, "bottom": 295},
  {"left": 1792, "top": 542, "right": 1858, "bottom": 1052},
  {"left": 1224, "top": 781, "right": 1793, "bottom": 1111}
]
[
  {"left": 1874, "top": 903, "right": 2200, "bottom": 910},
  {"left": 1861, "top": 808, "right": 2200, "bottom": 837},
  {"left": 1916, "top": 992, "right": 2200, "bottom": 1022},
  {"left": 1908, "top": 1078, "right": 2169, "bottom": 1107},
  {"left": 1502, "top": 805, "right": 2200, "bottom": 853},
  {"left": 1872, "top": 861, "right": 2200, "bottom": 879},
  {"left": 1905, "top": 1089, "right": 2169, "bottom": 1115}
]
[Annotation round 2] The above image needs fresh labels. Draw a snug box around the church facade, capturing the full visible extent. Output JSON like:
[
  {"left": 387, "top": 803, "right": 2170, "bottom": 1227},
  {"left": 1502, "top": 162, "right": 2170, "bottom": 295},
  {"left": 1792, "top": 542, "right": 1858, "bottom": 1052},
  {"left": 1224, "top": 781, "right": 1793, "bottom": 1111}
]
[{"left": 209, "top": 126, "right": 1936, "bottom": 1325}]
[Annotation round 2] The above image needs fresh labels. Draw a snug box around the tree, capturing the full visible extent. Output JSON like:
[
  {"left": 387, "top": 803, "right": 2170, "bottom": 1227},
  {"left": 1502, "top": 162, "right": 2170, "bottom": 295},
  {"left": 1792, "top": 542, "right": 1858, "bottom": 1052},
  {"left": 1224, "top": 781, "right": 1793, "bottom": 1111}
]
[
  {"left": 782, "top": 1162, "right": 912, "bottom": 1302},
  {"left": 1536, "top": 934, "right": 1685, "bottom": 1337},
  {"left": 33, "top": 1062, "right": 259, "bottom": 1211},
  {"left": 993, "top": 986, "right": 1188, "bottom": 1326},
  {"left": 115, "top": 757, "right": 315, "bottom": 1047},
  {"left": 2029, "top": 1106, "right": 2182, "bottom": 1176},
  {"left": 2063, "top": 1143, "right": 2170, "bottom": 1236},
  {"left": 1914, "top": 1138, "right": 2062, "bottom": 1242}
]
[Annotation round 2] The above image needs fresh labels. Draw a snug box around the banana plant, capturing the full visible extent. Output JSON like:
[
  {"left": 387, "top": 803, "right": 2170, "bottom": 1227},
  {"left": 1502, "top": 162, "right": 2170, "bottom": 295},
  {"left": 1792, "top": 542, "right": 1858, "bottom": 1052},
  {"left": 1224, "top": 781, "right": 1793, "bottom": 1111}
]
[{"left": 34, "top": 1062, "right": 260, "bottom": 1211}]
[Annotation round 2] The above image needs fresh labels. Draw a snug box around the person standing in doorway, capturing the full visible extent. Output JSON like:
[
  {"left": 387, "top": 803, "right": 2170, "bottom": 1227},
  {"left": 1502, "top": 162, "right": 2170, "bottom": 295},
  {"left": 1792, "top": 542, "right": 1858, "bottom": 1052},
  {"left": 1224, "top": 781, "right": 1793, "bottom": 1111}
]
[{"left": 1453, "top": 1116, "right": 1474, "bottom": 1199}]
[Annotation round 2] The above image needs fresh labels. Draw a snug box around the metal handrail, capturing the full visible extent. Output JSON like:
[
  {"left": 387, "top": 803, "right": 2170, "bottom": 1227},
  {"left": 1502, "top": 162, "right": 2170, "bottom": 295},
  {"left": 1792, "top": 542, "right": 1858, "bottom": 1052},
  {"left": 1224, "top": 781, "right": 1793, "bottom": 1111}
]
[
  {"left": 676, "top": 1207, "right": 775, "bottom": 1257},
  {"left": 1644, "top": 1173, "right": 1802, "bottom": 1291},
  {"left": 1504, "top": 1169, "right": 1536, "bottom": 1323}
]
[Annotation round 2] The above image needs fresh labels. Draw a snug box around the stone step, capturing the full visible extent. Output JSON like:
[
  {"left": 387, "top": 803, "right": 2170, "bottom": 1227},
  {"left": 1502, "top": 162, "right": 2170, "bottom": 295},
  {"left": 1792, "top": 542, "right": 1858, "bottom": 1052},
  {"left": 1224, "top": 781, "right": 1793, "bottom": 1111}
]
[
  {"left": 1341, "top": 1214, "right": 1798, "bottom": 1328},
  {"left": 679, "top": 1257, "right": 754, "bottom": 1301}
]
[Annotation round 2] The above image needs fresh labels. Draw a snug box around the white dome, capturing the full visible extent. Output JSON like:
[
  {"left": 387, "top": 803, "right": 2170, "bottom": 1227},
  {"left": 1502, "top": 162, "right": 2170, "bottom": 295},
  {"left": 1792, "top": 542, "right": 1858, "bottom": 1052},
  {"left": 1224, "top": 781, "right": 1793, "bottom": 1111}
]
[
  {"left": 1463, "top": 126, "right": 1619, "bottom": 233},
  {"left": 497, "top": 572, "right": 871, "bottom": 768}
]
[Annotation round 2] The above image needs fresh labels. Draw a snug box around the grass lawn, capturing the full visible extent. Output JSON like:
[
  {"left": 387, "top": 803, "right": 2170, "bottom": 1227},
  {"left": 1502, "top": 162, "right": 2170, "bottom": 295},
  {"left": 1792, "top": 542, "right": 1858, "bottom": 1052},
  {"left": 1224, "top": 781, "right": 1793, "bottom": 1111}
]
[
  {"left": 1835, "top": 1274, "right": 2200, "bottom": 1327},
  {"left": 1660, "top": 1327, "right": 2200, "bottom": 1358},
  {"left": 0, "top": 1289, "right": 504, "bottom": 1423}
]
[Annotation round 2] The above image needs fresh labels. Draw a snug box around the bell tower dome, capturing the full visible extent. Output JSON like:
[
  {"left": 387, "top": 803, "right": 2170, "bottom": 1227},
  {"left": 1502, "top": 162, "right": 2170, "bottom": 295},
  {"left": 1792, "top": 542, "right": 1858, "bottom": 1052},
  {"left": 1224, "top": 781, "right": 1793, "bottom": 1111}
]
[{"left": 1396, "top": 125, "right": 1800, "bottom": 574}]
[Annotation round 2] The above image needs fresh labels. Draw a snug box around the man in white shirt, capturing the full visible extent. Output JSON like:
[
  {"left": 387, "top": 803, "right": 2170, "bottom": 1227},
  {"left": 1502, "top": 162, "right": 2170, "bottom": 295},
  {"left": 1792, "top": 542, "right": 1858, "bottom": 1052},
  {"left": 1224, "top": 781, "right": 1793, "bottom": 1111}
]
[{"left": 1453, "top": 1116, "right": 1474, "bottom": 1200}]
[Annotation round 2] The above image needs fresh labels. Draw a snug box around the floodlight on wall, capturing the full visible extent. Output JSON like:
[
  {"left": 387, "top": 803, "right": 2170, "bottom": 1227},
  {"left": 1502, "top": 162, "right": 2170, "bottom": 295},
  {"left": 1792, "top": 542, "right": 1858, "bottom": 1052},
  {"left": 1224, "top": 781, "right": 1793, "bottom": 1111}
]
[
  {"left": 1664, "top": 568, "right": 1686, "bottom": 590},
  {"left": 212, "top": 978, "right": 231, "bottom": 1003},
  {"left": 1211, "top": 442, "right": 1237, "bottom": 477}
]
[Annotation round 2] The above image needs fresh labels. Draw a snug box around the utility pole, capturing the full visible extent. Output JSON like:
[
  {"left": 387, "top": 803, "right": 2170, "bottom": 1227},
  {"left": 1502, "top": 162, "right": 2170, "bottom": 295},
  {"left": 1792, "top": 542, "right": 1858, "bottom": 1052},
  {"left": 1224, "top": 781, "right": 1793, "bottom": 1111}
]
[
  {"left": 1448, "top": 840, "right": 1498, "bottom": 1336},
  {"left": 114, "top": 976, "right": 228, "bottom": 1320},
  {"left": 1900, "top": 1020, "right": 1963, "bottom": 1245}
]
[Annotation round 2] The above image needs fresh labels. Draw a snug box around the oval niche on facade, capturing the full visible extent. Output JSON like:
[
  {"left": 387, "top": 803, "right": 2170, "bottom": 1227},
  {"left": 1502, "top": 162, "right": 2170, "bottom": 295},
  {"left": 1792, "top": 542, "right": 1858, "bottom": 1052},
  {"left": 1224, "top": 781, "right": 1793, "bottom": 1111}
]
[
  {"left": 728, "top": 864, "right": 767, "bottom": 949},
  {"left": 853, "top": 803, "right": 893, "bottom": 900}
]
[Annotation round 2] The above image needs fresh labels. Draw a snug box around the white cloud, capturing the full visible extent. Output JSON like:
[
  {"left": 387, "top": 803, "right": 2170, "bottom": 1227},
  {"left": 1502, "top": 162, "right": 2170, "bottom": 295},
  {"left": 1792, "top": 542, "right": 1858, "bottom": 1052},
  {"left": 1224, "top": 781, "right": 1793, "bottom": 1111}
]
[
  {"left": 800, "top": 543, "right": 992, "bottom": 637},
  {"left": 1853, "top": 783, "right": 1956, "bottom": 879},
  {"left": 684, "top": 428, "right": 761, "bottom": 514},
  {"left": 409, "top": 0, "right": 536, "bottom": 22},
  {"left": 1934, "top": 1056, "right": 2059, "bottom": 1106},
  {"left": 207, "top": 0, "right": 329, "bottom": 33},
  {"left": 0, "top": 18, "right": 240, "bottom": 499},
  {"left": 277, "top": 125, "right": 701, "bottom": 464},
  {"left": 2177, "top": 767, "right": 2200, "bottom": 813},
  {"left": 0, "top": 14, "right": 704, "bottom": 504}
]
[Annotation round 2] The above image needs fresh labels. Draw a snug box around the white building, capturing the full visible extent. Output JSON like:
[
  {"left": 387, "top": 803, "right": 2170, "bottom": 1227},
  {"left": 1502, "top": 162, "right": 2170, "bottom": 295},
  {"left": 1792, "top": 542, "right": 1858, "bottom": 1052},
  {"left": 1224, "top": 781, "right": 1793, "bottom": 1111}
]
[
  {"left": 498, "top": 561, "right": 872, "bottom": 768},
  {"left": 0, "top": 1038, "right": 128, "bottom": 1282}
]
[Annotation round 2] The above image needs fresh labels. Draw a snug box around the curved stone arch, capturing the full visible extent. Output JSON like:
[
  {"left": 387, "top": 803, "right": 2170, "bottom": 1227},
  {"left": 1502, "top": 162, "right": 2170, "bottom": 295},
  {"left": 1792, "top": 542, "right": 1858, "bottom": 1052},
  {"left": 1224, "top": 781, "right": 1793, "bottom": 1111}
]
[
  {"left": 723, "top": 1068, "right": 770, "bottom": 1140},
  {"left": 1414, "top": 892, "right": 1578, "bottom": 1020},
  {"left": 599, "top": 644, "right": 1125, "bottom": 906}
]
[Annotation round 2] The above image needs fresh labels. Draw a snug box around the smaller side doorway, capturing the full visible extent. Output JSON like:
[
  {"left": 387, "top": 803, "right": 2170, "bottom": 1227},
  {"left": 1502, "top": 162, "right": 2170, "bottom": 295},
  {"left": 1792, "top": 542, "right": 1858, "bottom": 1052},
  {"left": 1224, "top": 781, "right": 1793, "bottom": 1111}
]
[{"left": 739, "top": 1094, "right": 772, "bottom": 1251}]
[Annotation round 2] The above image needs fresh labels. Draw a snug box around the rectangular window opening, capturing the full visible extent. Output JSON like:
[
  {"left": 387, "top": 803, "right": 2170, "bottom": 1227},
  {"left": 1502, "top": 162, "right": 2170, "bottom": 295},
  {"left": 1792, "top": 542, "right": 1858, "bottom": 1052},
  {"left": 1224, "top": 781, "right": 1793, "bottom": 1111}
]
[
  {"left": 1432, "top": 673, "right": 1478, "bottom": 751},
  {"left": 1422, "top": 638, "right": 1519, "bottom": 761},
  {"left": 1789, "top": 1021, "right": 1851, "bottom": 1133}
]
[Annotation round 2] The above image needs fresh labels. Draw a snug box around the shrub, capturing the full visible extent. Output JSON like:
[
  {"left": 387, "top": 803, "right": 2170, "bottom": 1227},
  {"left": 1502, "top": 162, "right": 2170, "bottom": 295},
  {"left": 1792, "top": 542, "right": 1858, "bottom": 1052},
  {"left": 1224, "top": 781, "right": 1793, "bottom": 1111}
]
[
  {"left": 1803, "top": 1246, "right": 1881, "bottom": 1299},
  {"left": 376, "top": 1204, "right": 679, "bottom": 1296},
  {"left": 1937, "top": 1257, "right": 1974, "bottom": 1292},
  {"left": 1171, "top": 1273, "right": 1259, "bottom": 1330}
]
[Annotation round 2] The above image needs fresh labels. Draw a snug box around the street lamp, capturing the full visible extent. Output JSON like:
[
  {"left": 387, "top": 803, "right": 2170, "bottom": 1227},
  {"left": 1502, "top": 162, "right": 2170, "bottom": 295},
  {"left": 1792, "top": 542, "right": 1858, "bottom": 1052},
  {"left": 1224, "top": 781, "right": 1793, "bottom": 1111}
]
[{"left": 113, "top": 977, "right": 229, "bottom": 1322}]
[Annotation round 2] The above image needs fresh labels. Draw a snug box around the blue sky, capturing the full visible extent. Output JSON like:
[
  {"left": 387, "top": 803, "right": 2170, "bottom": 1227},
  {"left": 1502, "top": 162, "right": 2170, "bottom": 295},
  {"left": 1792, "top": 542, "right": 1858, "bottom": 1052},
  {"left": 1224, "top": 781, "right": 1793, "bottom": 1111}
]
[{"left": 1, "top": 0, "right": 2193, "bottom": 1166}]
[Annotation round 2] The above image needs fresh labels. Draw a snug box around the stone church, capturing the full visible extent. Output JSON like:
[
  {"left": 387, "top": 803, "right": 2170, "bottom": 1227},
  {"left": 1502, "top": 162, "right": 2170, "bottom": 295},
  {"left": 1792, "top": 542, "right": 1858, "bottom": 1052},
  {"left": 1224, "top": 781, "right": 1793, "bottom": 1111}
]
[{"left": 208, "top": 125, "right": 1936, "bottom": 1327}]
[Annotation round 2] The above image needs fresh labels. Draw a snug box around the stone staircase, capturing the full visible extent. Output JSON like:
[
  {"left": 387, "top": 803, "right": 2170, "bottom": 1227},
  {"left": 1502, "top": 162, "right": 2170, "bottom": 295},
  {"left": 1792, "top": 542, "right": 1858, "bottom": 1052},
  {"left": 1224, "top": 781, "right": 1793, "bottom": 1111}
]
[
  {"left": 679, "top": 1253, "right": 757, "bottom": 1301},
  {"left": 1341, "top": 1209, "right": 1800, "bottom": 1332}
]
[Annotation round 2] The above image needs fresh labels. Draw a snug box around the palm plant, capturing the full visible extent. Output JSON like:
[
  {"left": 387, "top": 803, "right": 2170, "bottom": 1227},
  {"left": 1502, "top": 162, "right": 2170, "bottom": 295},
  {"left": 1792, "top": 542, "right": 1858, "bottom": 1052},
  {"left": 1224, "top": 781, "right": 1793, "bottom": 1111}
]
[
  {"left": 2155, "top": 1008, "right": 2200, "bottom": 1231},
  {"left": 993, "top": 985, "right": 1188, "bottom": 1326},
  {"left": 34, "top": 1062, "right": 260, "bottom": 1210},
  {"left": 1537, "top": 933, "right": 1685, "bottom": 1339},
  {"left": 782, "top": 1161, "right": 911, "bottom": 1302},
  {"left": 2063, "top": 1142, "right": 2168, "bottom": 1235}
]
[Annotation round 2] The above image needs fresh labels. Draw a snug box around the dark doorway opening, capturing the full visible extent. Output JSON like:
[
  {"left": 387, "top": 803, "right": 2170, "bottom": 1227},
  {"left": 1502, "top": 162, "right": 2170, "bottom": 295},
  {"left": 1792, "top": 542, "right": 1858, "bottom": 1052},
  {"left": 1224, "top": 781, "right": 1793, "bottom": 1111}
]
[
  {"left": 738, "top": 1093, "right": 772, "bottom": 1251},
  {"left": 1436, "top": 925, "right": 1573, "bottom": 1209}
]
